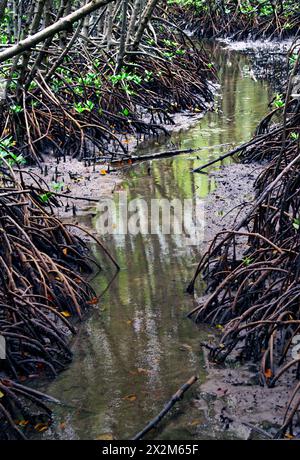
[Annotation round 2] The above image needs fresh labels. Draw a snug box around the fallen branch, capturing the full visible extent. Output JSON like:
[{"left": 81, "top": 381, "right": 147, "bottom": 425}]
[
  {"left": 131, "top": 375, "right": 197, "bottom": 440},
  {"left": 112, "top": 147, "right": 203, "bottom": 165},
  {"left": 191, "top": 125, "right": 285, "bottom": 173}
]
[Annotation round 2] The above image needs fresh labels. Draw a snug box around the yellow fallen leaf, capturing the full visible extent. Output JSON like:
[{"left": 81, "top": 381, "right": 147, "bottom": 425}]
[
  {"left": 0, "top": 391, "right": 4, "bottom": 398},
  {"left": 17, "top": 420, "right": 29, "bottom": 427},
  {"left": 189, "top": 419, "right": 201, "bottom": 426},
  {"left": 62, "top": 248, "right": 68, "bottom": 256},
  {"left": 95, "top": 433, "right": 114, "bottom": 440},
  {"left": 60, "top": 311, "right": 71, "bottom": 318},
  {"left": 123, "top": 394, "right": 137, "bottom": 402},
  {"left": 34, "top": 423, "right": 49, "bottom": 432},
  {"left": 100, "top": 169, "right": 107, "bottom": 175}
]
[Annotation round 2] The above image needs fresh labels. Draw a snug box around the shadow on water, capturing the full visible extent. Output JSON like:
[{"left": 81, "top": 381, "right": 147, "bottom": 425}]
[{"left": 42, "top": 41, "right": 273, "bottom": 440}]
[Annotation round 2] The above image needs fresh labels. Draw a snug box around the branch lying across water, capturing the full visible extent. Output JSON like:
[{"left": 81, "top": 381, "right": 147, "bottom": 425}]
[{"left": 112, "top": 147, "right": 203, "bottom": 165}]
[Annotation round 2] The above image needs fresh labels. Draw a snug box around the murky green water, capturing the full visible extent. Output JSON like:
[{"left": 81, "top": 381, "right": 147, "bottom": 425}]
[{"left": 43, "top": 42, "right": 272, "bottom": 440}]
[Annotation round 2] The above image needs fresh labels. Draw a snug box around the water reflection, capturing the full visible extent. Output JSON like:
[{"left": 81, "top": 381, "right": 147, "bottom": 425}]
[{"left": 43, "top": 42, "right": 272, "bottom": 440}]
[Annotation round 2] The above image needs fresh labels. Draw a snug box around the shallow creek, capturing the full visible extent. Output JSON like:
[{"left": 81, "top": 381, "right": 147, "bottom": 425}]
[{"left": 42, "top": 41, "right": 274, "bottom": 440}]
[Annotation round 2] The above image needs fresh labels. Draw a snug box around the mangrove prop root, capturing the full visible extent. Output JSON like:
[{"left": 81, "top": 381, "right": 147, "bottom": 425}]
[
  {"left": 131, "top": 375, "right": 197, "bottom": 440},
  {"left": 188, "top": 90, "right": 300, "bottom": 437},
  {"left": 0, "top": 4, "right": 215, "bottom": 165},
  {"left": 167, "top": 1, "right": 300, "bottom": 41},
  {"left": 0, "top": 167, "right": 117, "bottom": 439}
]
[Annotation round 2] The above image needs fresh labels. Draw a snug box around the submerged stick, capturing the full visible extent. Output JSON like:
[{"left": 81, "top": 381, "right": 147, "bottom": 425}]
[
  {"left": 112, "top": 147, "right": 203, "bottom": 165},
  {"left": 131, "top": 375, "right": 197, "bottom": 441}
]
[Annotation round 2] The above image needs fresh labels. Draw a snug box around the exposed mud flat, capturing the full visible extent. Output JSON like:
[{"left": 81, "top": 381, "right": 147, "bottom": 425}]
[
  {"left": 203, "top": 162, "right": 263, "bottom": 246},
  {"left": 195, "top": 351, "right": 293, "bottom": 440},
  {"left": 27, "top": 157, "right": 123, "bottom": 219}
]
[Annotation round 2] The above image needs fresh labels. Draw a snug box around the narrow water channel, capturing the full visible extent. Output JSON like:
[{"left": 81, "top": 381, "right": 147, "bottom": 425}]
[{"left": 43, "top": 41, "right": 273, "bottom": 440}]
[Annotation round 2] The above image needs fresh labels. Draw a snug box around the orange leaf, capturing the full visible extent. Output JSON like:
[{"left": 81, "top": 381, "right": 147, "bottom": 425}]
[
  {"left": 87, "top": 297, "right": 98, "bottom": 305},
  {"left": 100, "top": 169, "right": 107, "bottom": 175},
  {"left": 264, "top": 368, "right": 272, "bottom": 379},
  {"left": 62, "top": 248, "right": 68, "bottom": 256}
]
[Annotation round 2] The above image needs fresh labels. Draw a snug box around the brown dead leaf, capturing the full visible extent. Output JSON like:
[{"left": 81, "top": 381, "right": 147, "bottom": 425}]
[{"left": 137, "top": 368, "right": 151, "bottom": 375}]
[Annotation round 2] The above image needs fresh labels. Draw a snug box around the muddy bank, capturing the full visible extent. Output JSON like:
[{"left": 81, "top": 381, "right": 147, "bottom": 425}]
[
  {"left": 26, "top": 108, "right": 212, "bottom": 220},
  {"left": 167, "top": 2, "right": 300, "bottom": 41},
  {"left": 219, "top": 38, "right": 292, "bottom": 92},
  {"left": 203, "top": 162, "right": 263, "bottom": 245},
  {"left": 197, "top": 350, "right": 292, "bottom": 439},
  {"left": 192, "top": 162, "right": 290, "bottom": 439}
]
